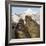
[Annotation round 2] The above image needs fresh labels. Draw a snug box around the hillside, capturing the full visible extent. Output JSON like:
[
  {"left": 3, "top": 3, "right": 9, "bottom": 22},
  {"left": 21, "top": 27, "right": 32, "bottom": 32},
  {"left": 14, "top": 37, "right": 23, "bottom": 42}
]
[
  {"left": 11, "top": 9, "right": 40, "bottom": 38},
  {"left": 11, "top": 15, "right": 40, "bottom": 38}
]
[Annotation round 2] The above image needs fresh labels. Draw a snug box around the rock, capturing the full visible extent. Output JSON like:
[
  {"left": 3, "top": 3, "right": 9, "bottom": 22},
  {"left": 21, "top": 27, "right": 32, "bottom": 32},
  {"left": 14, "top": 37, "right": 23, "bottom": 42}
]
[
  {"left": 11, "top": 15, "right": 40, "bottom": 38},
  {"left": 25, "top": 16, "right": 40, "bottom": 38}
]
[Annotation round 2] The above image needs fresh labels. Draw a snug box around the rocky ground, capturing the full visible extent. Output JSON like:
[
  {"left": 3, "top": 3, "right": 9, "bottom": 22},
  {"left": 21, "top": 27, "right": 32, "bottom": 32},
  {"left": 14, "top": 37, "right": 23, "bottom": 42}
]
[{"left": 11, "top": 15, "right": 40, "bottom": 39}]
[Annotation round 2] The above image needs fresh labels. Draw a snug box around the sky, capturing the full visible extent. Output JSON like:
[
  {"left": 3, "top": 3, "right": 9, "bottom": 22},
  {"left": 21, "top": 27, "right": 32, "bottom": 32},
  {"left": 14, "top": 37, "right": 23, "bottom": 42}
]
[{"left": 11, "top": 7, "right": 40, "bottom": 15}]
